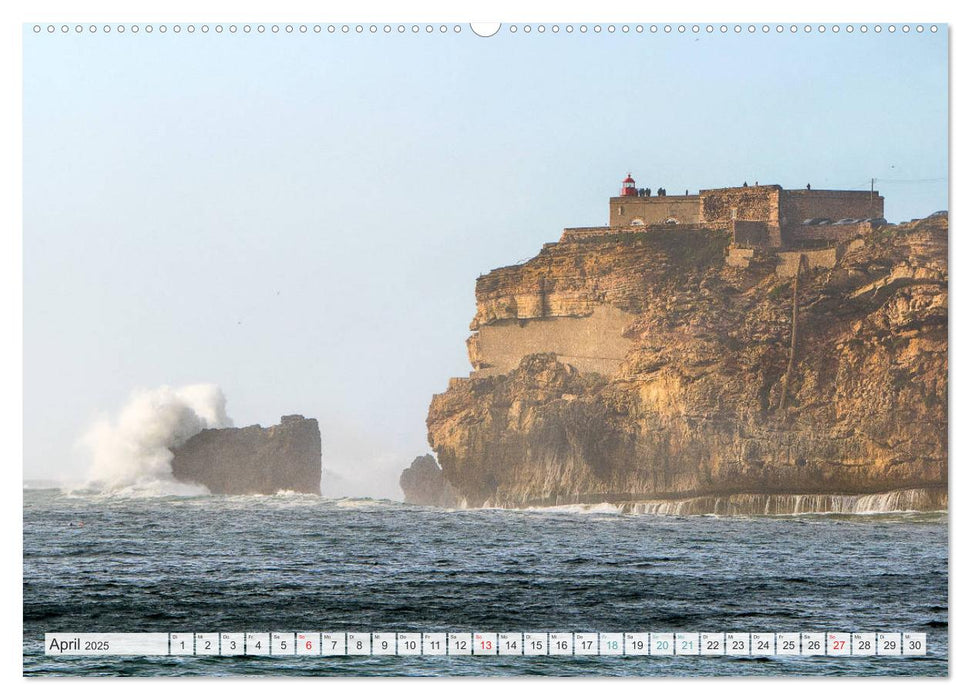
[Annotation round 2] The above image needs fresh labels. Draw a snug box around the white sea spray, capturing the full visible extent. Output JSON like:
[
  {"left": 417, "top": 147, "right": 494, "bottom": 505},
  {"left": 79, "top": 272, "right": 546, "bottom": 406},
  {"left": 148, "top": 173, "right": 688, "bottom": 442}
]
[{"left": 80, "top": 384, "right": 232, "bottom": 495}]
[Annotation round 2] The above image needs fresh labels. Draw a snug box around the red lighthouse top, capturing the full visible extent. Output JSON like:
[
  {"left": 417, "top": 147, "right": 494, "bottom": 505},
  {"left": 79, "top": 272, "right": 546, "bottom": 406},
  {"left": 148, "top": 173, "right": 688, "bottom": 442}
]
[{"left": 621, "top": 173, "right": 637, "bottom": 197}]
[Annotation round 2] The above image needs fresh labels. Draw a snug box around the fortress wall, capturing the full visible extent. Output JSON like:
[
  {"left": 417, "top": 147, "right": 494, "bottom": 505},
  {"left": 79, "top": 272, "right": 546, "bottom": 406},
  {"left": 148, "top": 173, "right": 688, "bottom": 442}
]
[
  {"left": 560, "top": 222, "right": 725, "bottom": 242},
  {"left": 732, "top": 220, "right": 773, "bottom": 248},
  {"left": 467, "top": 305, "right": 636, "bottom": 377},
  {"left": 700, "top": 186, "right": 781, "bottom": 224},
  {"left": 560, "top": 226, "right": 617, "bottom": 242},
  {"left": 788, "top": 222, "right": 872, "bottom": 243},
  {"left": 606, "top": 188, "right": 882, "bottom": 243},
  {"left": 782, "top": 190, "right": 883, "bottom": 224},
  {"left": 609, "top": 195, "right": 701, "bottom": 226}
]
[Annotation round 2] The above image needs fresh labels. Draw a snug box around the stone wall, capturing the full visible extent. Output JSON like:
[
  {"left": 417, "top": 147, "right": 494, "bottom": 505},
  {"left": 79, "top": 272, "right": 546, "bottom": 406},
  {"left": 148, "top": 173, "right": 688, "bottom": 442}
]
[
  {"left": 609, "top": 195, "right": 702, "bottom": 227},
  {"left": 732, "top": 220, "right": 773, "bottom": 248},
  {"left": 782, "top": 189, "right": 883, "bottom": 225},
  {"left": 560, "top": 222, "right": 727, "bottom": 243},
  {"left": 788, "top": 221, "right": 873, "bottom": 243},
  {"left": 604, "top": 186, "right": 882, "bottom": 250},
  {"left": 700, "top": 185, "right": 781, "bottom": 224},
  {"left": 468, "top": 305, "right": 636, "bottom": 377}
]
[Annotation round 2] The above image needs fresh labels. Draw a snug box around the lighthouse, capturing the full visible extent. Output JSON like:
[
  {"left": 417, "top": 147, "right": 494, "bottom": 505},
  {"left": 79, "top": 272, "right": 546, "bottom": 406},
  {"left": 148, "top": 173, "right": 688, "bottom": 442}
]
[{"left": 620, "top": 173, "right": 637, "bottom": 197}]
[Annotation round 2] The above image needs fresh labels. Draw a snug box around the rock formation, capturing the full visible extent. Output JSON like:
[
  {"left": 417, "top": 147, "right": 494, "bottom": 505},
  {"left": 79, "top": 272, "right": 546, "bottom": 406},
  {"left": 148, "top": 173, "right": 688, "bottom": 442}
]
[
  {"left": 426, "top": 215, "right": 948, "bottom": 510},
  {"left": 399, "top": 454, "right": 462, "bottom": 507},
  {"left": 172, "top": 415, "right": 321, "bottom": 495}
]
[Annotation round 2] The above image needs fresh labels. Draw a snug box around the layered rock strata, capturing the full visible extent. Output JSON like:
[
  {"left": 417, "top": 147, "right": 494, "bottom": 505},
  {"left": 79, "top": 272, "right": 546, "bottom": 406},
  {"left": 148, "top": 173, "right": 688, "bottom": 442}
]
[{"left": 426, "top": 216, "right": 948, "bottom": 509}]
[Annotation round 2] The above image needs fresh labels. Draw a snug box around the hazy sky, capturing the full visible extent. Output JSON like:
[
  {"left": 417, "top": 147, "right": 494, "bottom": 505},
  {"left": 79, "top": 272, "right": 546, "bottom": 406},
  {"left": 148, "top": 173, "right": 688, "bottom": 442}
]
[{"left": 23, "top": 25, "right": 948, "bottom": 496}]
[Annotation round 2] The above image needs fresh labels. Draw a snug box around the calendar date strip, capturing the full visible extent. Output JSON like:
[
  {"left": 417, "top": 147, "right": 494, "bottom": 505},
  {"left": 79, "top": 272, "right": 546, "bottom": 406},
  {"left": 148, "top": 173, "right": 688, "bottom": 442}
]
[{"left": 45, "top": 631, "right": 927, "bottom": 657}]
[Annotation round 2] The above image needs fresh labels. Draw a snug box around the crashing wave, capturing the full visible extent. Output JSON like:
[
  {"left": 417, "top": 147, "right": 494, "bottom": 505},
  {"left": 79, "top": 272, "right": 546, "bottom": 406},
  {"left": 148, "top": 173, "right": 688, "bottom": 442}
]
[
  {"left": 81, "top": 384, "right": 232, "bottom": 495},
  {"left": 622, "top": 488, "right": 947, "bottom": 516}
]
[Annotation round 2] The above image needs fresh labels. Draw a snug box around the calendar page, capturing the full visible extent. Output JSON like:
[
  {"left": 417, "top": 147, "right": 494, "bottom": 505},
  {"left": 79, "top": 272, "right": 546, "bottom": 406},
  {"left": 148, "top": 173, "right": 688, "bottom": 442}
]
[{"left": 20, "top": 3, "right": 950, "bottom": 681}]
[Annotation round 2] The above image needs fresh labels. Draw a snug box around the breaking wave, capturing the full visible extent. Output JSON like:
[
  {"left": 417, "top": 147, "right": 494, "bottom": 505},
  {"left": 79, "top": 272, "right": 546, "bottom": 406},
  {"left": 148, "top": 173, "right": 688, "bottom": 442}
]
[
  {"left": 480, "top": 488, "right": 947, "bottom": 516},
  {"left": 622, "top": 488, "right": 947, "bottom": 516},
  {"left": 525, "top": 502, "right": 625, "bottom": 515},
  {"left": 80, "top": 384, "right": 232, "bottom": 495}
]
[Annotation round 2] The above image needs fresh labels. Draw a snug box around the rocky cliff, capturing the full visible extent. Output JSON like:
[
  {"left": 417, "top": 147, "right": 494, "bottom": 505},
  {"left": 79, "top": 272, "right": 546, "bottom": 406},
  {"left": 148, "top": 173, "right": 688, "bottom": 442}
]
[
  {"left": 426, "top": 216, "right": 948, "bottom": 510},
  {"left": 172, "top": 414, "right": 321, "bottom": 495},
  {"left": 399, "top": 454, "right": 463, "bottom": 507}
]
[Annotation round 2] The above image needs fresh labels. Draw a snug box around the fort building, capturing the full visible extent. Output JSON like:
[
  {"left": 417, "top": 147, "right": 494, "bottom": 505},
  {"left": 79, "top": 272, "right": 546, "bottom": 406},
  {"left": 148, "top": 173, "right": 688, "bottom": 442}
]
[
  {"left": 466, "top": 174, "right": 891, "bottom": 380},
  {"left": 607, "top": 175, "right": 884, "bottom": 249}
]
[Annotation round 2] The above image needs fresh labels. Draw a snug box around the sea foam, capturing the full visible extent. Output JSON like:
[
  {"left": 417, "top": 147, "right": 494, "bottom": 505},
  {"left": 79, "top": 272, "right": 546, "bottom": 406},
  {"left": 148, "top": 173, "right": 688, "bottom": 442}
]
[{"left": 81, "top": 384, "right": 232, "bottom": 495}]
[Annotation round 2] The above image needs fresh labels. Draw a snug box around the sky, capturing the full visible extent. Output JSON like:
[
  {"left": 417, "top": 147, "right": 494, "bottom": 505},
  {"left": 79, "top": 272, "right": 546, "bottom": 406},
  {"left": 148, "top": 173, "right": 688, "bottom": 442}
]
[{"left": 22, "top": 24, "right": 948, "bottom": 497}]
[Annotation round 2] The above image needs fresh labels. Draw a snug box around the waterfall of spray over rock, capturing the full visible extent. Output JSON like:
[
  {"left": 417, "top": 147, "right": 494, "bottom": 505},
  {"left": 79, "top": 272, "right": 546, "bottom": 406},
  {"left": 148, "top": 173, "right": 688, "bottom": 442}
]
[
  {"left": 82, "top": 384, "right": 233, "bottom": 495},
  {"left": 624, "top": 488, "right": 947, "bottom": 516}
]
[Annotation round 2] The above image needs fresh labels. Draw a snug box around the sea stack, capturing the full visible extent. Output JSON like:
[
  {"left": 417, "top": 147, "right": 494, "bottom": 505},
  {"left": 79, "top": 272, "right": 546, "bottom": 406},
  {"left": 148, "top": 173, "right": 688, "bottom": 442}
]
[
  {"left": 172, "top": 414, "right": 322, "bottom": 495},
  {"left": 399, "top": 454, "right": 462, "bottom": 507}
]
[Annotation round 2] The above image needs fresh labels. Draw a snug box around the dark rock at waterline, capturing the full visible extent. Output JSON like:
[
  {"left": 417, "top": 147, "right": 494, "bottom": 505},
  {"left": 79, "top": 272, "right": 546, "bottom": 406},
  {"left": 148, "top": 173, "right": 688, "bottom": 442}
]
[
  {"left": 172, "top": 415, "right": 321, "bottom": 495},
  {"left": 400, "top": 454, "right": 462, "bottom": 507}
]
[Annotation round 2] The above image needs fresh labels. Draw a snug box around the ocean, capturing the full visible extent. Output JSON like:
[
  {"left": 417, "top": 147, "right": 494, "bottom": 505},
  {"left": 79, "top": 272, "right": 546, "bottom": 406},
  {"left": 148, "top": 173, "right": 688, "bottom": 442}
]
[{"left": 22, "top": 488, "right": 948, "bottom": 677}]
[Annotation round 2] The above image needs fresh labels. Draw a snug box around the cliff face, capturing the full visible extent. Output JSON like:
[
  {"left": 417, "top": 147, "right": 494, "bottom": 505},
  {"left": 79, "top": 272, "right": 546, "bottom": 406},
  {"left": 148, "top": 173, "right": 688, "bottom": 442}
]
[
  {"left": 172, "top": 415, "right": 321, "bottom": 495},
  {"left": 427, "top": 216, "right": 947, "bottom": 508},
  {"left": 399, "top": 454, "right": 463, "bottom": 507}
]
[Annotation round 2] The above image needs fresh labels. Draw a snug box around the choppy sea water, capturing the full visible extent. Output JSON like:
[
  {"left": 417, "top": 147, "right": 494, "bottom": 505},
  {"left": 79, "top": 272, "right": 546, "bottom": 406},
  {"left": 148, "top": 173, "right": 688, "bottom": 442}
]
[{"left": 23, "top": 488, "right": 948, "bottom": 677}]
